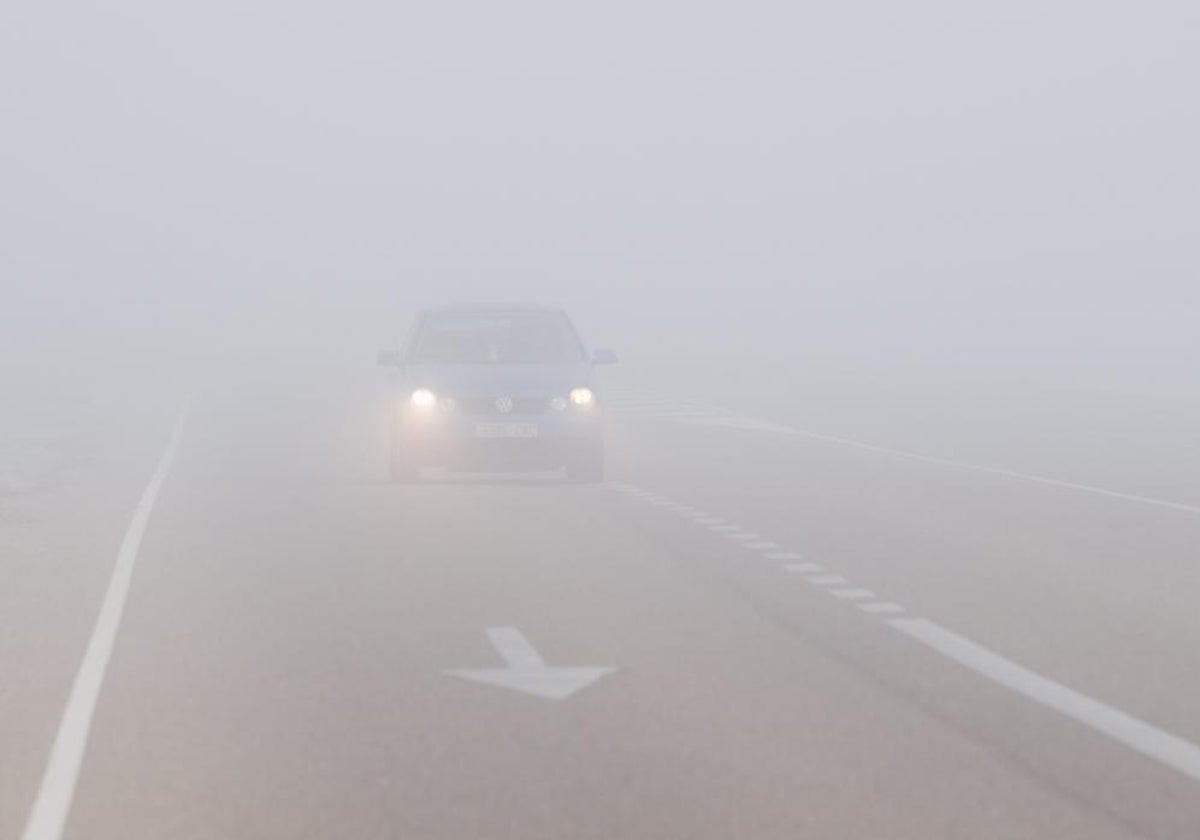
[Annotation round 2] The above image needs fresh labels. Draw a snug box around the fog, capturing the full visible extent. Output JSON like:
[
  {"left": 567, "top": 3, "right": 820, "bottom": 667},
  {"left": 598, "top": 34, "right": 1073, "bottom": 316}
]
[{"left": 3, "top": 2, "right": 1200, "bottom": 838}]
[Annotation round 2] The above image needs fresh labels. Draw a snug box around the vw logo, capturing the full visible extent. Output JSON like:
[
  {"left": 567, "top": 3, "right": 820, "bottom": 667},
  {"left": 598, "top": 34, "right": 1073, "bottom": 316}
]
[{"left": 495, "top": 396, "right": 514, "bottom": 414}]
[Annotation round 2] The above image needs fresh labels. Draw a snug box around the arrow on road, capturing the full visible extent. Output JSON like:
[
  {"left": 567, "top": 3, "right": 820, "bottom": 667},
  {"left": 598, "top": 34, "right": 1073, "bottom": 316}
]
[{"left": 445, "top": 627, "right": 616, "bottom": 700}]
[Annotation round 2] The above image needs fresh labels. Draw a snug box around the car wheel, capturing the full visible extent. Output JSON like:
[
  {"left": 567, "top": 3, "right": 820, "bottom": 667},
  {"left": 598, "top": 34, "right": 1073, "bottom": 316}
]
[{"left": 565, "top": 438, "right": 605, "bottom": 484}]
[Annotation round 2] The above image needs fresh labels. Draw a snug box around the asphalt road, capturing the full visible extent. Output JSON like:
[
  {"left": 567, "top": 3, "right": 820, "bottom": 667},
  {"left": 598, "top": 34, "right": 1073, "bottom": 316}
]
[{"left": 6, "top": 374, "right": 1200, "bottom": 839}]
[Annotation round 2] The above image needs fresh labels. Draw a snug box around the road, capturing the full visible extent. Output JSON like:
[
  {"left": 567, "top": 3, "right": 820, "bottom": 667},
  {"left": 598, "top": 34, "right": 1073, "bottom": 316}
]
[{"left": 5, "top": 373, "right": 1200, "bottom": 839}]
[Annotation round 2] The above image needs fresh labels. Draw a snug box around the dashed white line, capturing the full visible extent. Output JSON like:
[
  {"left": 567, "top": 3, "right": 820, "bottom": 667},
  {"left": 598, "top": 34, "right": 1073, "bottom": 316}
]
[
  {"left": 744, "top": 542, "right": 779, "bottom": 550},
  {"left": 724, "top": 532, "right": 760, "bottom": 541},
  {"left": 859, "top": 602, "right": 905, "bottom": 615},
  {"left": 831, "top": 588, "right": 875, "bottom": 600},
  {"left": 21, "top": 398, "right": 191, "bottom": 840},
  {"left": 806, "top": 575, "right": 850, "bottom": 586},
  {"left": 613, "top": 480, "right": 1200, "bottom": 785}
]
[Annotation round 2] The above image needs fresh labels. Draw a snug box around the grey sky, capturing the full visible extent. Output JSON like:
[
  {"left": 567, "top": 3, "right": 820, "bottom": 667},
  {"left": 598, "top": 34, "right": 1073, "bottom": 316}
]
[{"left": 3, "top": 1, "right": 1197, "bottom": 377}]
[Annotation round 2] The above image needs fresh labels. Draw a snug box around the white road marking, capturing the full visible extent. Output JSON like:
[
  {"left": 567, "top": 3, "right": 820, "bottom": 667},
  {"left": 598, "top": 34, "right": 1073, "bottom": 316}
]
[
  {"left": 445, "top": 627, "right": 616, "bottom": 701},
  {"left": 708, "top": 524, "right": 742, "bottom": 532},
  {"left": 695, "top": 517, "right": 725, "bottom": 525},
  {"left": 889, "top": 618, "right": 1200, "bottom": 783},
  {"left": 617, "top": 482, "right": 1200, "bottom": 784},
  {"left": 744, "top": 542, "right": 779, "bottom": 550},
  {"left": 831, "top": 588, "right": 875, "bottom": 600},
  {"left": 680, "top": 415, "right": 1200, "bottom": 516},
  {"left": 859, "top": 602, "right": 905, "bottom": 614},
  {"left": 21, "top": 399, "right": 191, "bottom": 840},
  {"left": 724, "top": 532, "right": 760, "bottom": 541}
]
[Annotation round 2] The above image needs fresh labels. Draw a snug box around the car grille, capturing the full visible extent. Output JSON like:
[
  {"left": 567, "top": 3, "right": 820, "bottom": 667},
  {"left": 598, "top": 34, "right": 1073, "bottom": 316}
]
[{"left": 458, "top": 396, "right": 551, "bottom": 416}]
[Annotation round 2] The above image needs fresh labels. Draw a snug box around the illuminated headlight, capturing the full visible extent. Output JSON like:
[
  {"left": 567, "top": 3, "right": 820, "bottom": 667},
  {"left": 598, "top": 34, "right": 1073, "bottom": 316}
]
[
  {"left": 550, "top": 396, "right": 568, "bottom": 412},
  {"left": 569, "top": 387, "right": 595, "bottom": 408},
  {"left": 410, "top": 388, "right": 437, "bottom": 409}
]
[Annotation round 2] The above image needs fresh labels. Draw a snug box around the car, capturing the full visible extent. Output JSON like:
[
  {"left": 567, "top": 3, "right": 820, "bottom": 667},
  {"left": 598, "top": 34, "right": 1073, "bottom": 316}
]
[{"left": 377, "top": 305, "right": 618, "bottom": 483}]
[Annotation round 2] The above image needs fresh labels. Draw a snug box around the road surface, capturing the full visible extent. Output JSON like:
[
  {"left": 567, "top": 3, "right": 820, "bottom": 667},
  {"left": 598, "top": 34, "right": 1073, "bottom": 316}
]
[{"left": 5, "top": 373, "right": 1200, "bottom": 839}]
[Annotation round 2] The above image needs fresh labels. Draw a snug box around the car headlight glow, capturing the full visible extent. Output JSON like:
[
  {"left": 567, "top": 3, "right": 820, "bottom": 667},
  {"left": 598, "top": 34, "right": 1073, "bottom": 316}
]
[
  {"left": 569, "top": 387, "right": 595, "bottom": 407},
  {"left": 410, "top": 388, "right": 437, "bottom": 409}
]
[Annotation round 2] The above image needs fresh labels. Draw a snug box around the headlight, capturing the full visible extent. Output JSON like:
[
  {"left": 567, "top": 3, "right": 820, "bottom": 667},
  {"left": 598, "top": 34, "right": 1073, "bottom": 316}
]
[
  {"left": 569, "top": 387, "right": 595, "bottom": 407},
  {"left": 410, "top": 388, "right": 437, "bottom": 409}
]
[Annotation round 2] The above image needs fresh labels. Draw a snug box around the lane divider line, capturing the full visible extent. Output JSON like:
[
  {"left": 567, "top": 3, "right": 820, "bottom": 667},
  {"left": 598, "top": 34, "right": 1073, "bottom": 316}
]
[
  {"left": 608, "top": 480, "right": 1200, "bottom": 785},
  {"left": 765, "top": 551, "right": 804, "bottom": 561},
  {"left": 859, "top": 602, "right": 906, "bottom": 614},
  {"left": 21, "top": 398, "right": 192, "bottom": 840},
  {"left": 806, "top": 575, "right": 850, "bottom": 586}
]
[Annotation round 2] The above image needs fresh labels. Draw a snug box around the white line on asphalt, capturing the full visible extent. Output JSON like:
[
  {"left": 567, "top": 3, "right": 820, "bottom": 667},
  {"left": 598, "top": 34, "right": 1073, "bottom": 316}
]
[
  {"left": 21, "top": 398, "right": 191, "bottom": 840},
  {"left": 724, "top": 532, "right": 760, "bottom": 541},
  {"left": 679, "top": 416, "right": 1200, "bottom": 516},
  {"left": 859, "top": 602, "right": 905, "bottom": 614},
  {"left": 765, "top": 552, "right": 804, "bottom": 561},
  {"left": 708, "top": 524, "right": 741, "bottom": 532},
  {"left": 889, "top": 618, "right": 1200, "bottom": 783},
  {"left": 744, "top": 542, "right": 779, "bottom": 550},
  {"left": 784, "top": 563, "right": 824, "bottom": 573},
  {"left": 831, "top": 588, "right": 875, "bottom": 600},
  {"left": 806, "top": 575, "right": 850, "bottom": 586}
]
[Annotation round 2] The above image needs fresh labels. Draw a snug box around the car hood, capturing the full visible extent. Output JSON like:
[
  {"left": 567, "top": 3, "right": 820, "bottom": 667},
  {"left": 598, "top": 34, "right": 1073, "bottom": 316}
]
[{"left": 404, "top": 363, "right": 595, "bottom": 396}]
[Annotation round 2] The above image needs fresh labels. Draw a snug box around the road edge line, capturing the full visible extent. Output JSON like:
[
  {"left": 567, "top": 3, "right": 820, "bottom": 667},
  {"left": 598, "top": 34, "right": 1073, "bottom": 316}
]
[{"left": 21, "top": 398, "right": 192, "bottom": 840}]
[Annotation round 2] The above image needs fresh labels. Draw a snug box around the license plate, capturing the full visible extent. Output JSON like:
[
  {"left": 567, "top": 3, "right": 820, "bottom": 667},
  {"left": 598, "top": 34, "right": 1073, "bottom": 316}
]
[{"left": 473, "top": 422, "right": 540, "bottom": 439}]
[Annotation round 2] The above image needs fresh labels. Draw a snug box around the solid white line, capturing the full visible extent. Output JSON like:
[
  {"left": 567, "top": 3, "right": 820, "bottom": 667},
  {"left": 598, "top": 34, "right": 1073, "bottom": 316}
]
[
  {"left": 681, "top": 416, "right": 1200, "bottom": 516},
  {"left": 889, "top": 618, "right": 1200, "bottom": 783},
  {"left": 21, "top": 399, "right": 191, "bottom": 840},
  {"left": 859, "top": 602, "right": 905, "bottom": 614}
]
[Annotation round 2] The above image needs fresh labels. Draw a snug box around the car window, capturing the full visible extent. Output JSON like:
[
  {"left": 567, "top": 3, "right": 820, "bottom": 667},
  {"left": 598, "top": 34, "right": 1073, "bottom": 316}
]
[{"left": 411, "top": 313, "right": 585, "bottom": 364}]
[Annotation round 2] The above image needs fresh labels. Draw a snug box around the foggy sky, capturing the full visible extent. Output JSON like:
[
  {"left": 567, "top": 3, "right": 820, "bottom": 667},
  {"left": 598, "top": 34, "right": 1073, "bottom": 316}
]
[{"left": 3, "top": 1, "right": 1197, "bottom": 382}]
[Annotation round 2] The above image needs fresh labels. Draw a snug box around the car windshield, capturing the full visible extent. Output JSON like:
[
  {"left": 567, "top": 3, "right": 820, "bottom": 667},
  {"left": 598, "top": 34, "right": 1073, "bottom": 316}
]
[{"left": 410, "top": 312, "right": 586, "bottom": 364}]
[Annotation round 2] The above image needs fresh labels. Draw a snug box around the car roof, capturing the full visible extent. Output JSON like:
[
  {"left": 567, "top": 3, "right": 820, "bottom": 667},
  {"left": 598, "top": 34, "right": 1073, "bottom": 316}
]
[{"left": 420, "top": 304, "right": 566, "bottom": 318}]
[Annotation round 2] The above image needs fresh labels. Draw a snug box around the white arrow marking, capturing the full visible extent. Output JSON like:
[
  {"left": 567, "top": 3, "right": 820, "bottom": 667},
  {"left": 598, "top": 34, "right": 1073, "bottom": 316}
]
[{"left": 445, "top": 627, "right": 616, "bottom": 700}]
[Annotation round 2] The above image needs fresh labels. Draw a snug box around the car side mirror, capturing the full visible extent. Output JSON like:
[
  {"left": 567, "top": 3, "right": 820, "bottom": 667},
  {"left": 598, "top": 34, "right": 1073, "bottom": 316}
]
[
  {"left": 592, "top": 349, "right": 618, "bottom": 365},
  {"left": 377, "top": 350, "right": 405, "bottom": 367}
]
